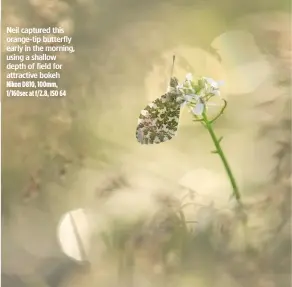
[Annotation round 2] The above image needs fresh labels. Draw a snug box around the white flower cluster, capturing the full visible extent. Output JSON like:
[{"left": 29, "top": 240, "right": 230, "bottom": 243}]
[{"left": 177, "top": 73, "right": 224, "bottom": 116}]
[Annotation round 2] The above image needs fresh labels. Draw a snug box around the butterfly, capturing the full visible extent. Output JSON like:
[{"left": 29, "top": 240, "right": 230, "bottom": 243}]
[{"left": 136, "top": 56, "right": 184, "bottom": 144}]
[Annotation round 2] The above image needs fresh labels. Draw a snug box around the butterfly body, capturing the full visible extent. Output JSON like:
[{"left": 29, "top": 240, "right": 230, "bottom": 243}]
[{"left": 136, "top": 77, "right": 184, "bottom": 144}]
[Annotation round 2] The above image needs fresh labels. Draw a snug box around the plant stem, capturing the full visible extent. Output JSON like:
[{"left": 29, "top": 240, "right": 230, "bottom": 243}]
[{"left": 202, "top": 112, "right": 241, "bottom": 202}]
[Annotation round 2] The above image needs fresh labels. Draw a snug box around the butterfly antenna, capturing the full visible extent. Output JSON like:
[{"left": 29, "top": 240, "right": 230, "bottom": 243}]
[{"left": 170, "top": 54, "right": 175, "bottom": 78}]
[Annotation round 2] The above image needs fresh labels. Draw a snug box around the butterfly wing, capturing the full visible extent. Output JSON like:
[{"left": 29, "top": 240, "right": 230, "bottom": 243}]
[{"left": 136, "top": 91, "right": 181, "bottom": 144}]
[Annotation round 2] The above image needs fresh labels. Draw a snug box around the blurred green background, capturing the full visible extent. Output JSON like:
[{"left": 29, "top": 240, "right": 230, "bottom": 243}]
[{"left": 1, "top": 0, "right": 291, "bottom": 286}]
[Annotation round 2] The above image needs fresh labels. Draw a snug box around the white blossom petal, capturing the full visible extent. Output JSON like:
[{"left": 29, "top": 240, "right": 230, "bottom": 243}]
[
  {"left": 184, "top": 95, "right": 193, "bottom": 102},
  {"left": 192, "top": 102, "right": 205, "bottom": 115},
  {"left": 203, "top": 77, "right": 216, "bottom": 87},
  {"left": 185, "top": 94, "right": 199, "bottom": 102},
  {"left": 203, "top": 77, "right": 223, "bottom": 90},
  {"left": 176, "top": 83, "right": 184, "bottom": 89},
  {"left": 186, "top": 73, "right": 193, "bottom": 81}
]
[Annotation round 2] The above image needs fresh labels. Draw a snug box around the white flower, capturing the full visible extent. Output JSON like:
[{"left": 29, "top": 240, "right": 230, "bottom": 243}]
[
  {"left": 180, "top": 93, "right": 205, "bottom": 116},
  {"left": 192, "top": 102, "right": 205, "bottom": 115},
  {"left": 180, "top": 93, "right": 199, "bottom": 107},
  {"left": 177, "top": 81, "right": 195, "bottom": 99},
  {"left": 203, "top": 77, "right": 224, "bottom": 96},
  {"left": 185, "top": 73, "right": 193, "bottom": 81},
  {"left": 203, "top": 77, "right": 224, "bottom": 89},
  {"left": 178, "top": 76, "right": 225, "bottom": 117},
  {"left": 176, "top": 83, "right": 184, "bottom": 90}
]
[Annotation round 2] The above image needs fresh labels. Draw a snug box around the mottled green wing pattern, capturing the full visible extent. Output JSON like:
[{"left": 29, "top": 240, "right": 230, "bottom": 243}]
[{"left": 136, "top": 85, "right": 182, "bottom": 144}]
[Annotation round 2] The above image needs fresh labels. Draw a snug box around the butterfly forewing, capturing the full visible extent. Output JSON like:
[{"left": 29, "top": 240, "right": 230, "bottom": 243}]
[{"left": 136, "top": 78, "right": 183, "bottom": 144}]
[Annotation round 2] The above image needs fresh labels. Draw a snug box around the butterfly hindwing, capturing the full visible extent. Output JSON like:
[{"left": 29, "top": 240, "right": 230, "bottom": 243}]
[{"left": 136, "top": 89, "right": 182, "bottom": 144}]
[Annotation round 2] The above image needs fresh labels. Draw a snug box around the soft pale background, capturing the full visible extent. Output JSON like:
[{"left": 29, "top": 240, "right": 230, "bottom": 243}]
[{"left": 2, "top": 0, "right": 291, "bottom": 286}]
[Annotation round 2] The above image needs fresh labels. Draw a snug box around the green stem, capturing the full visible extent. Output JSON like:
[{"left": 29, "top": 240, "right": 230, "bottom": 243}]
[{"left": 202, "top": 112, "right": 241, "bottom": 202}]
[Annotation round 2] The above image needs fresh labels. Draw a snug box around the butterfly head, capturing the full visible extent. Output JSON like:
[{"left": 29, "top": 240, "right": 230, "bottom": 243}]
[{"left": 170, "top": 77, "right": 179, "bottom": 88}]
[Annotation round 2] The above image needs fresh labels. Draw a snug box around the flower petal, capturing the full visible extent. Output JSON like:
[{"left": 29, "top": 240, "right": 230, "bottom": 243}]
[
  {"left": 203, "top": 77, "right": 214, "bottom": 85},
  {"left": 185, "top": 94, "right": 200, "bottom": 102},
  {"left": 203, "top": 77, "right": 222, "bottom": 89},
  {"left": 192, "top": 102, "right": 205, "bottom": 115},
  {"left": 176, "top": 83, "right": 184, "bottom": 89},
  {"left": 184, "top": 94, "right": 193, "bottom": 102},
  {"left": 186, "top": 73, "right": 193, "bottom": 81}
]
